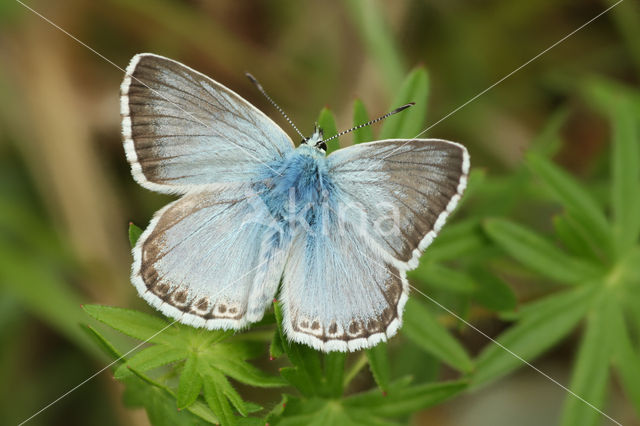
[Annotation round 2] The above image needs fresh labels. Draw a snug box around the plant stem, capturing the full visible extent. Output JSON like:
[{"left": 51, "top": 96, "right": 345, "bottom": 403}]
[{"left": 343, "top": 353, "right": 368, "bottom": 388}]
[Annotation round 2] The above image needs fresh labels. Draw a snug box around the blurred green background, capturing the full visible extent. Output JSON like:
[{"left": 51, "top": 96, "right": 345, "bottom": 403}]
[{"left": 0, "top": 0, "right": 638, "bottom": 425}]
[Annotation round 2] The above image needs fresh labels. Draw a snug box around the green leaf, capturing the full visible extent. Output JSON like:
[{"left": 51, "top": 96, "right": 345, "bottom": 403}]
[
  {"left": 122, "top": 373, "right": 212, "bottom": 426},
  {"left": 343, "top": 379, "right": 467, "bottom": 418},
  {"left": 201, "top": 363, "right": 248, "bottom": 418},
  {"left": 83, "top": 304, "right": 175, "bottom": 343},
  {"left": 344, "top": 0, "right": 405, "bottom": 91},
  {"left": 214, "top": 356, "right": 286, "bottom": 387},
  {"left": 611, "top": 301, "right": 640, "bottom": 417},
  {"left": 552, "top": 213, "right": 604, "bottom": 261},
  {"left": 560, "top": 296, "right": 614, "bottom": 426},
  {"left": 379, "top": 67, "right": 429, "bottom": 140},
  {"left": 528, "top": 107, "right": 569, "bottom": 158},
  {"left": 129, "top": 222, "right": 143, "bottom": 247},
  {"left": 177, "top": 354, "right": 203, "bottom": 410},
  {"left": 484, "top": 218, "right": 601, "bottom": 284},
  {"left": 203, "top": 376, "right": 237, "bottom": 426},
  {"left": 270, "top": 396, "right": 378, "bottom": 426},
  {"left": 0, "top": 246, "right": 98, "bottom": 356},
  {"left": 611, "top": 98, "right": 640, "bottom": 254},
  {"left": 318, "top": 107, "right": 339, "bottom": 154},
  {"left": 279, "top": 367, "right": 315, "bottom": 397},
  {"left": 471, "top": 267, "right": 517, "bottom": 312},
  {"left": 270, "top": 328, "right": 284, "bottom": 360},
  {"left": 527, "top": 153, "right": 612, "bottom": 254},
  {"left": 114, "top": 344, "right": 188, "bottom": 379},
  {"left": 324, "top": 351, "right": 346, "bottom": 398},
  {"left": 423, "top": 219, "right": 488, "bottom": 263},
  {"left": 352, "top": 99, "right": 373, "bottom": 144},
  {"left": 86, "top": 326, "right": 218, "bottom": 426},
  {"left": 402, "top": 299, "right": 473, "bottom": 373},
  {"left": 409, "top": 263, "right": 476, "bottom": 294},
  {"left": 342, "top": 353, "right": 369, "bottom": 388},
  {"left": 472, "top": 285, "right": 597, "bottom": 388},
  {"left": 80, "top": 324, "right": 122, "bottom": 362},
  {"left": 274, "top": 301, "right": 323, "bottom": 396},
  {"left": 123, "top": 369, "right": 218, "bottom": 425},
  {"left": 366, "top": 342, "right": 390, "bottom": 393}
]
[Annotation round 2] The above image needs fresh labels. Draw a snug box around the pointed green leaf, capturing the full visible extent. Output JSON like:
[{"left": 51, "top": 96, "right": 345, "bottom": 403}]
[
  {"left": 611, "top": 98, "right": 640, "bottom": 254},
  {"left": 553, "top": 213, "right": 604, "bottom": 261},
  {"left": 324, "top": 351, "right": 346, "bottom": 398},
  {"left": 83, "top": 305, "right": 175, "bottom": 343},
  {"left": 124, "top": 366, "right": 218, "bottom": 424},
  {"left": 409, "top": 263, "right": 476, "bottom": 294},
  {"left": 471, "top": 267, "right": 517, "bottom": 312},
  {"left": 202, "top": 363, "right": 248, "bottom": 417},
  {"left": 221, "top": 381, "right": 247, "bottom": 418},
  {"left": 318, "top": 107, "right": 339, "bottom": 154},
  {"left": 379, "top": 67, "right": 429, "bottom": 140},
  {"left": 527, "top": 153, "right": 611, "bottom": 253},
  {"left": 184, "top": 400, "right": 219, "bottom": 425},
  {"left": 402, "top": 299, "right": 473, "bottom": 373},
  {"left": 560, "top": 296, "right": 614, "bottom": 426},
  {"left": 269, "top": 328, "right": 284, "bottom": 360},
  {"left": 214, "top": 340, "right": 262, "bottom": 360},
  {"left": 203, "top": 376, "right": 237, "bottom": 426},
  {"left": 268, "top": 396, "right": 354, "bottom": 426},
  {"left": 122, "top": 373, "right": 212, "bottom": 426},
  {"left": 528, "top": 107, "right": 569, "bottom": 158},
  {"left": 366, "top": 342, "right": 390, "bottom": 392},
  {"left": 352, "top": 99, "right": 373, "bottom": 144},
  {"left": 278, "top": 366, "right": 315, "bottom": 398},
  {"left": 80, "top": 324, "right": 122, "bottom": 361},
  {"left": 611, "top": 301, "right": 640, "bottom": 416},
  {"left": 176, "top": 354, "right": 202, "bottom": 410},
  {"left": 214, "top": 356, "right": 285, "bottom": 387},
  {"left": 114, "top": 344, "right": 188, "bottom": 379},
  {"left": 472, "top": 286, "right": 597, "bottom": 388},
  {"left": 129, "top": 222, "right": 143, "bottom": 247},
  {"left": 342, "top": 353, "right": 369, "bottom": 388},
  {"left": 423, "top": 219, "right": 488, "bottom": 263},
  {"left": 484, "top": 218, "right": 601, "bottom": 284},
  {"left": 344, "top": 379, "right": 467, "bottom": 417},
  {"left": 344, "top": 0, "right": 405, "bottom": 90},
  {"left": 273, "top": 301, "right": 322, "bottom": 395}
]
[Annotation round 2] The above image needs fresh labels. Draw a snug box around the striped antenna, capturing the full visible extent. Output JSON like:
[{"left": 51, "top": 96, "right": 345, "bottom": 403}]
[
  {"left": 245, "top": 73, "right": 305, "bottom": 138},
  {"left": 322, "top": 103, "right": 415, "bottom": 144}
]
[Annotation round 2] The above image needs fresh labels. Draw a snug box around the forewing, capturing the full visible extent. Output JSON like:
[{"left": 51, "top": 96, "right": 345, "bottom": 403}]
[
  {"left": 327, "top": 139, "right": 469, "bottom": 269},
  {"left": 121, "top": 53, "right": 294, "bottom": 194},
  {"left": 132, "top": 184, "right": 288, "bottom": 328},
  {"left": 281, "top": 218, "right": 408, "bottom": 352}
]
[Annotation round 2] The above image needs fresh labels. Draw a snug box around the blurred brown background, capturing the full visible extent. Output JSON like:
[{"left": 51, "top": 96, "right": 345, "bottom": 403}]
[{"left": 0, "top": 0, "right": 637, "bottom": 425}]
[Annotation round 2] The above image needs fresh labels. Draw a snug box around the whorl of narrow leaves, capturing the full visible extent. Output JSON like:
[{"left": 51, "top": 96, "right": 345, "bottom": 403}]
[{"left": 84, "top": 72, "right": 640, "bottom": 425}]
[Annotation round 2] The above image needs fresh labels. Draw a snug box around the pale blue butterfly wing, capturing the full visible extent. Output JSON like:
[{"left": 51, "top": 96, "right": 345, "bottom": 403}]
[
  {"left": 281, "top": 140, "right": 469, "bottom": 351},
  {"left": 328, "top": 139, "right": 470, "bottom": 269},
  {"left": 131, "top": 184, "right": 290, "bottom": 329},
  {"left": 121, "top": 53, "right": 294, "bottom": 194},
  {"left": 281, "top": 213, "right": 407, "bottom": 352},
  {"left": 121, "top": 54, "right": 294, "bottom": 328}
]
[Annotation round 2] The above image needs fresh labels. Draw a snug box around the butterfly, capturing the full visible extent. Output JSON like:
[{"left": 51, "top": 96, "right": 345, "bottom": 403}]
[{"left": 120, "top": 53, "right": 469, "bottom": 352}]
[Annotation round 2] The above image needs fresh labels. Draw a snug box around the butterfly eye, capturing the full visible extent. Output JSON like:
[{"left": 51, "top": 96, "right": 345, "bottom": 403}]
[{"left": 318, "top": 141, "right": 327, "bottom": 151}]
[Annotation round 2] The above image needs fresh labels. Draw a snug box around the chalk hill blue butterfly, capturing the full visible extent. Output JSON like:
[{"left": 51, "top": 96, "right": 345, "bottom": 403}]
[{"left": 121, "top": 53, "right": 469, "bottom": 352}]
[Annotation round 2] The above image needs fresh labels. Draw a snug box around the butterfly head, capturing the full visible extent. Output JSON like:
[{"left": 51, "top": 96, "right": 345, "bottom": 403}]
[{"left": 301, "top": 124, "right": 327, "bottom": 152}]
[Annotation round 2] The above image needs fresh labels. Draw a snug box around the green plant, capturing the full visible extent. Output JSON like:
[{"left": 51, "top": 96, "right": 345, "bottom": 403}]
[
  {"left": 83, "top": 63, "right": 640, "bottom": 425},
  {"left": 476, "top": 81, "right": 640, "bottom": 425}
]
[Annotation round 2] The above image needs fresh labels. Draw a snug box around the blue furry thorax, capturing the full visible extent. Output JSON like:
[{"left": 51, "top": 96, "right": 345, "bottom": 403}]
[{"left": 253, "top": 144, "right": 336, "bottom": 229}]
